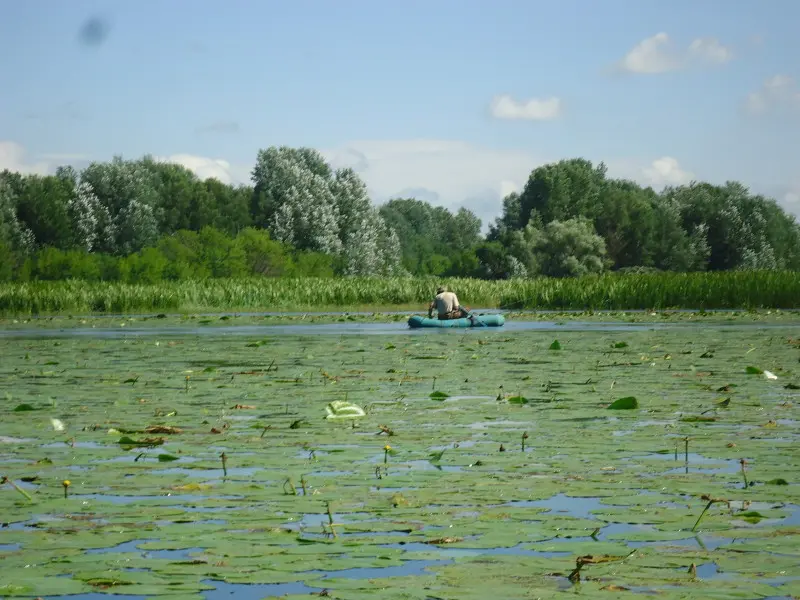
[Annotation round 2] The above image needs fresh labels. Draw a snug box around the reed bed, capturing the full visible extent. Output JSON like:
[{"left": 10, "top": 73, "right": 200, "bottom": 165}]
[{"left": 1, "top": 271, "right": 799, "bottom": 315}]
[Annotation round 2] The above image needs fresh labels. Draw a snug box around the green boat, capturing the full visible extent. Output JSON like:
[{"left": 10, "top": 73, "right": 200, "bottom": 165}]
[{"left": 407, "top": 313, "right": 505, "bottom": 328}]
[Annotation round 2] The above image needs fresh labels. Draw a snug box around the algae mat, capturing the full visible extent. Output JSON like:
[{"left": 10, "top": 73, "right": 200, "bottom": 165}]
[{"left": 1, "top": 318, "right": 799, "bottom": 599}]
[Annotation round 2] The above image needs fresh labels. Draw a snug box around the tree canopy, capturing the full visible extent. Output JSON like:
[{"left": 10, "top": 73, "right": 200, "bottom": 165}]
[{"left": 1, "top": 150, "right": 798, "bottom": 282}]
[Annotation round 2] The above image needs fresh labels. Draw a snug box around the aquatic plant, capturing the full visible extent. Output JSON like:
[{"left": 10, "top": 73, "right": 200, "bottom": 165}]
[
  {"left": 3, "top": 270, "right": 800, "bottom": 315},
  {"left": 0, "top": 313, "right": 798, "bottom": 598}
]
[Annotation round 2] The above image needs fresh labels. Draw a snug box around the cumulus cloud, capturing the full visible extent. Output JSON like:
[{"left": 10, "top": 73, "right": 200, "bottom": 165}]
[
  {"left": 157, "top": 154, "right": 251, "bottom": 185},
  {"left": 778, "top": 181, "right": 800, "bottom": 218},
  {"left": 606, "top": 156, "right": 695, "bottom": 189},
  {"left": 323, "top": 139, "right": 549, "bottom": 224},
  {"left": 0, "top": 141, "right": 50, "bottom": 175},
  {"left": 745, "top": 75, "right": 800, "bottom": 114},
  {"left": 616, "top": 32, "right": 733, "bottom": 74},
  {"left": 490, "top": 95, "right": 563, "bottom": 121},
  {"left": 642, "top": 157, "right": 696, "bottom": 187}
]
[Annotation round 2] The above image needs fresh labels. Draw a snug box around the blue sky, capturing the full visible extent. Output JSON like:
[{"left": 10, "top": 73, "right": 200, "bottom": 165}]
[{"left": 2, "top": 0, "right": 799, "bottom": 224}]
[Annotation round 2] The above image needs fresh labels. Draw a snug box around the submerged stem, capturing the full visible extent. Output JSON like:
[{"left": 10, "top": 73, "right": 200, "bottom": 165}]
[
  {"left": 325, "top": 500, "right": 337, "bottom": 538},
  {"left": 2, "top": 476, "right": 33, "bottom": 502},
  {"left": 684, "top": 437, "right": 690, "bottom": 473},
  {"left": 691, "top": 500, "right": 714, "bottom": 532}
]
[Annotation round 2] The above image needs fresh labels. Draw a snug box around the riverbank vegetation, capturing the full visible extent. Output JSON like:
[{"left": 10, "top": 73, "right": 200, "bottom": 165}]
[
  {"left": 2, "top": 148, "right": 800, "bottom": 285},
  {"left": 2, "top": 271, "right": 800, "bottom": 315}
]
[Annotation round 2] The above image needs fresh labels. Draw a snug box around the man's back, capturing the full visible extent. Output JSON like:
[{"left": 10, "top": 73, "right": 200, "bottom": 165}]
[{"left": 434, "top": 291, "right": 459, "bottom": 315}]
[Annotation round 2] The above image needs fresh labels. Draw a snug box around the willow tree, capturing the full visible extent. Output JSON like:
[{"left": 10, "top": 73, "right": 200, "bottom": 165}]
[{"left": 250, "top": 146, "right": 402, "bottom": 275}]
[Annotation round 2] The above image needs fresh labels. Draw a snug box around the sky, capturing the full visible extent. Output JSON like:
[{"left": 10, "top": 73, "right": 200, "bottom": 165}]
[{"left": 1, "top": 0, "right": 799, "bottom": 227}]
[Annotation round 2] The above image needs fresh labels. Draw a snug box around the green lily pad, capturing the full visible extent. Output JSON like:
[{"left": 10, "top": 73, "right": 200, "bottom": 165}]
[{"left": 608, "top": 396, "right": 638, "bottom": 410}]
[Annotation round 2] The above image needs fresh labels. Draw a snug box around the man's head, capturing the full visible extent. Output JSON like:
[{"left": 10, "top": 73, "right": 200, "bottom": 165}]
[{"left": 436, "top": 286, "right": 447, "bottom": 294}]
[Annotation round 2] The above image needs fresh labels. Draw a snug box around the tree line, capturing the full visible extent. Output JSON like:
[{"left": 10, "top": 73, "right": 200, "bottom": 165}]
[{"left": 1, "top": 148, "right": 798, "bottom": 283}]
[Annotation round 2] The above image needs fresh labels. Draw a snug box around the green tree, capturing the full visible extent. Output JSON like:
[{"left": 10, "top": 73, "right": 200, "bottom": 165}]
[
  {"left": 517, "top": 158, "right": 609, "bottom": 226},
  {"left": 509, "top": 218, "right": 608, "bottom": 278},
  {"left": 0, "top": 176, "right": 34, "bottom": 252},
  {"left": 251, "top": 146, "right": 401, "bottom": 275},
  {"left": 378, "top": 198, "right": 481, "bottom": 274},
  {"left": 14, "top": 174, "right": 74, "bottom": 249},
  {"left": 234, "top": 227, "right": 292, "bottom": 277},
  {"left": 80, "top": 156, "right": 161, "bottom": 253}
]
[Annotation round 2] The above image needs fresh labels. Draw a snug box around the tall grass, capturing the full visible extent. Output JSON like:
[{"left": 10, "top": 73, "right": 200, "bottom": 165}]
[{"left": 1, "top": 271, "right": 799, "bottom": 315}]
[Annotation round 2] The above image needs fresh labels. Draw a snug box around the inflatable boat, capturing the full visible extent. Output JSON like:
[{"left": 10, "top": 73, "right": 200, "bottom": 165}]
[{"left": 407, "top": 313, "right": 505, "bottom": 328}]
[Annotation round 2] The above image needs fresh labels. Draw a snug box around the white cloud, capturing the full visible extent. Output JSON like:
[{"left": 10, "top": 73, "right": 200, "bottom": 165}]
[
  {"left": 606, "top": 156, "right": 695, "bottom": 189},
  {"left": 500, "top": 180, "right": 520, "bottom": 198},
  {"left": 780, "top": 181, "right": 800, "bottom": 217},
  {"left": 0, "top": 142, "right": 252, "bottom": 187},
  {"left": 687, "top": 37, "right": 733, "bottom": 65},
  {"left": 641, "top": 157, "right": 695, "bottom": 187},
  {"left": 617, "top": 32, "right": 732, "bottom": 74},
  {"left": 745, "top": 75, "right": 800, "bottom": 114},
  {"left": 619, "top": 33, "right": 679, "bottom": 74},
  {"left": 157, "top": 153, "right": 250, "bottom": 185},
  {"left": 323, "top": 139, "right": 548, "bottom": 219},
  {"left": 490, "top": 95, "right": 563, "bottom": 121},
  {"left": 0, "top": 141, "right": 50, "bottom": 175}
]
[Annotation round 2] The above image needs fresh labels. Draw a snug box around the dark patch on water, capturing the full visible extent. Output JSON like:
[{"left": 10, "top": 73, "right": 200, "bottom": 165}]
[
  {"left": 693, "top": 562, "right": 737, "bottom": 581},
  {"left": 782, "top": 506, "right": 800, "bottom": 525},
  {"left": 41, "top": 441, "right": 109, "bottom": 449},
  {"left": 284, "top": 512, "right": 374, "bottom": 531},
  {"left": 203, "top": 580, "right": 324, "bottom": 598},
  {"left": 302, "top": 558, "right": 452, "bottom": 579},
  {"left": 0, "top": 436, "right": 36, "bottom": 443},
  {"left": 177, "top": 504, "right": 237, "bottom": 513},
  {"left": 74, "top": 493, "right": 243, "bottom": 504},
  {"left": 192, "top": 560, "right": 452, "bottom": 597},
  {"left": 596, "top": 522, "right": 654, "bottom": 540},
  {"left": 0, "top": 543, "right": 21, "bottom": 551},
  {"left": 86, "top": 539, "right": 206, "bottom": 559},
  {"left": 382, "top": 541, "right": 571, "bottom": 558},
  {"left": 154, "top": 518, "right": 226, "bottom": 526},
  {"left": 629, "top": 451, "right": 742, "bottom": 474},
  {"left": 153, "top": 466, "right": 259, "bottom": 478},
  {"left": 504, "top": 493, "right": 606, "bottom": 519},
  {"left": 45, "top": 596, "right": 147, "bottom": 600},
  {"left": 310, "top": 470, "right": 356, "bottom": 477}
]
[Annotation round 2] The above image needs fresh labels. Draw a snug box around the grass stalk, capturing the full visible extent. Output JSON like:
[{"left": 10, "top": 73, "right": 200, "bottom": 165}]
[
  {"left": 325, "top": 501, "right": 337, "bottom": 538},
  {"left": 692, "top": 494, "right": 730, "bottom": 532},
  {"left": 2, "top": 476, "right": 34, "bottom": 502},
  {"left": 4, "top": 272, "right": 800, "bottom": 317}
]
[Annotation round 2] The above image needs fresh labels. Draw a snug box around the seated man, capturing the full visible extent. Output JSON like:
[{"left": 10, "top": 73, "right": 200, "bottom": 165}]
[{"left": 428, "top": 286, "right": 468, "bottom": 320}]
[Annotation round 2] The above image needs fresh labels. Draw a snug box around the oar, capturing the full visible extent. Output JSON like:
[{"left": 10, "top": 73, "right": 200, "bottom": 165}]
[{"left": 463, "top": 306, "right": 487, "bottom": 327}]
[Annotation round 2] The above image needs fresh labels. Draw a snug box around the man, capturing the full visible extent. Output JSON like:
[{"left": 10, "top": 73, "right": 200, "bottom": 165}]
[{"left": 428, "top": 285, "right": 468, "bottom": 320}]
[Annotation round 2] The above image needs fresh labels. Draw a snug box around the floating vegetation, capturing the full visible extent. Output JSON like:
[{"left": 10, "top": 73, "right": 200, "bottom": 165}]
[
  {"left": 325, "top": 400, "right": 366, "bottom": 420},
  {"left": 0, "top": 313, "right": 798, "bottom": 598},
  {"left": 608, "top": 396, "right": 639, "bottom": 410}
]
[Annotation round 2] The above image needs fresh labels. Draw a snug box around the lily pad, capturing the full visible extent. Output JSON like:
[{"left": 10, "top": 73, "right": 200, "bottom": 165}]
[
  {"left": 325, "top": 400, "right": 366, "bottom": 419},
  {"left": 608, "top": 396, "right": 638, "bottom": 410}
]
